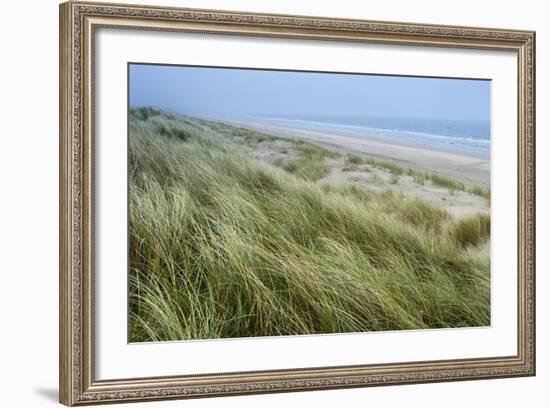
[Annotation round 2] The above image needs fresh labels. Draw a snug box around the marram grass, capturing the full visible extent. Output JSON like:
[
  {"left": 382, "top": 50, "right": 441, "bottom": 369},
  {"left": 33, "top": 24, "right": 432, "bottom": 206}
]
[{"left": 128, "top": 108, "right": 490, "bottom": 342}]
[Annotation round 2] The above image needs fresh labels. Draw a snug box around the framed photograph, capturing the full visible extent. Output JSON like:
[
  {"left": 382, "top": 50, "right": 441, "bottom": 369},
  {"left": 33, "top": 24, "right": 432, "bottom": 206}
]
[{"left": 59, "top": 1, "right": 536, "bottom": 405}]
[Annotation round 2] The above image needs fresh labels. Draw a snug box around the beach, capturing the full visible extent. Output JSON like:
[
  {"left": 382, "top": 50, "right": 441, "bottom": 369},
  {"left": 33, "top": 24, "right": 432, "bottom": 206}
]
[
  {"left": 218, "top": 118, "right": 490, "bottom": 218},
  {"left": 223, "top": 119, "right": 490, "bottom": 186}
]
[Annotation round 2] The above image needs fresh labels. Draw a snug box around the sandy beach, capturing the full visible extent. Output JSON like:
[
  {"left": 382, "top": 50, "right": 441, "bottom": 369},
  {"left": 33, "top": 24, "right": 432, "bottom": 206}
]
[
  {"left": 224, "top": 120, "right": 490, "bottom": 186},
  {"left": 217, "top": 118, "right": 491, "bottom": 218}
]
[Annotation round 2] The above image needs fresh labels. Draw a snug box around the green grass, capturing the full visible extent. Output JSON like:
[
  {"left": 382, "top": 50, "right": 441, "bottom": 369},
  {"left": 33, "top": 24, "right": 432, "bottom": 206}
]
[
  {"left": 292, "top": 139, "right": 341, "bottom": 159},
  {"left": 344, "top": 153, "right": 405, "bottom": 176},
  {"left": 407, "top": 167, "right": 489, "bottom": 198},
  {"left": 468, "top": 185, "right": 491, "bottom": 199},
  {"left": 128, "top": 108, "right": 490, "bottom": 342},
  {"left": 282, "top": 157, "right": 330, "bottom": 181},
  {"left": 342, "top": 153, "right": 365, "bottom": 172},
  {"left": 450, "top": 214, "right": 491, "bottom": 247},
  {"left": 364, "top": 157, "right": 405, "bottom": 175},
  {"left": 357, "top": 156, "right": 490, "bottom": 199},
  {"left": 206, "top": 121, "right": 339, "bottom": 182},
  {"left": 427, "top": 173, "right": 465, "bottom": 192},
  {"left": 281, "top": 139, "right": 340, "bottom": 181},
  {"left": 346, "top": 153, "right": 364, "bottom": 165}
]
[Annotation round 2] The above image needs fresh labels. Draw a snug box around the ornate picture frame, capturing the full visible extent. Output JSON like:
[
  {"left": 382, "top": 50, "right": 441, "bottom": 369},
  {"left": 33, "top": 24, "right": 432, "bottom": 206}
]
[{"left": 59, "top": 1, "right": 535, "bottom": 405}]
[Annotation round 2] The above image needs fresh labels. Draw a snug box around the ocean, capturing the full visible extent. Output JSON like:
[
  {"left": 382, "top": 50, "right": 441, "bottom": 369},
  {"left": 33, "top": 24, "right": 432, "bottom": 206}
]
[{"left": 250, "top": 115, "right": 491, "bottom": 158}]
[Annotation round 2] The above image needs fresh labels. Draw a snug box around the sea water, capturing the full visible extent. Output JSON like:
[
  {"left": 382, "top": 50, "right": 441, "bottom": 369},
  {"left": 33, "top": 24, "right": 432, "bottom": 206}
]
[{"left": 251, "top": 115, "right": 491, "bottom": 158}]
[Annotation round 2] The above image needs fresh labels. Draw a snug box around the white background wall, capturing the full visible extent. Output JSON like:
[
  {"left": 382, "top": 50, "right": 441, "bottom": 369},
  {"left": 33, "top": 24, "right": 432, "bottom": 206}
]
[{"left": 0, "top": 0, "right": 546, "bottom": 406}]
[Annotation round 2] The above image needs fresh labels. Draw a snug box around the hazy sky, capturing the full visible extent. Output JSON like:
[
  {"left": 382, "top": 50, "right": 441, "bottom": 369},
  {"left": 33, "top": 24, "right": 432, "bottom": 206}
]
[{"left": 129, "top": 63, "right": 491, "bottom": 122}]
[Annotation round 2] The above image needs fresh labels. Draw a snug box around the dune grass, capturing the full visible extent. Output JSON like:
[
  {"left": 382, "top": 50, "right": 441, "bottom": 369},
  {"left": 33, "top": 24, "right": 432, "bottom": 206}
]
[
  {"left": 128, "top": 108, "right": 491, "bottom": 342},
  {"left": 468, "top": 185, "right": 491, "bottom": 199},
  {"left": 346, "top": 153, "right": 364, "bottom": 166},
  {"left": 346, "top": 155, "right": 489, "bottom": 198},
  {"left": 450, "top": 214, "right": 491, "bottom": 247},
  {"left": 281, "top": 140, "right": 338, "bottom": 181},
  {"left": 428, "top": 173, "right": 465, "bottom": 191},
  {"left": 202, "top": 121, "right": 340, "bottom": 182}
]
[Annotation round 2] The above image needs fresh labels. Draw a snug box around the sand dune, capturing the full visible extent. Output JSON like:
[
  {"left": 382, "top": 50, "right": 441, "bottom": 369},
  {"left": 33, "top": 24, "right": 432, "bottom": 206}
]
[{"left": 224, "top": 120, "right": 490, "bottom": 186}]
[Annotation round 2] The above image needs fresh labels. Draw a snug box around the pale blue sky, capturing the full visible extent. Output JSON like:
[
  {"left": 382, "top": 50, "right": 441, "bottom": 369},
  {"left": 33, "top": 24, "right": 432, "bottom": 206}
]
[{"left": 129, "top": 63, "right": 490, "bottom": 122}]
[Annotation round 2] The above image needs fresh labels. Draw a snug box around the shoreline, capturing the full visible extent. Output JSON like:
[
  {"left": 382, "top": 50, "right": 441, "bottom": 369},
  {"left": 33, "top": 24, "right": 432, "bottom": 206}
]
[{"left": 222, "top": 119, "right": 490, "bottom": 186}]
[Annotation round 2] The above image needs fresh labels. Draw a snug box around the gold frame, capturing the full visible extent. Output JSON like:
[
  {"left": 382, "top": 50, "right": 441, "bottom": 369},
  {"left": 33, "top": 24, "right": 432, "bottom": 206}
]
[{"left": 59, "top": 1, "right": 536, "bottom": 405}]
